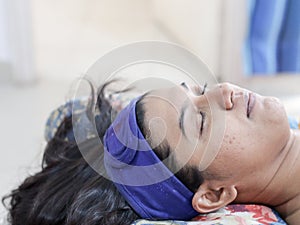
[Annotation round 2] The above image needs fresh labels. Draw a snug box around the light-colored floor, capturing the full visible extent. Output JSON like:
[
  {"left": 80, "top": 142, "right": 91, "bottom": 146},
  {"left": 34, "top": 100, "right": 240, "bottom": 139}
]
[
  {"left": 0, "top": 78, "right": 300, "bottom": 221},
  {"left": 0, "top": 79, "right": 71, "bottom": 218}
]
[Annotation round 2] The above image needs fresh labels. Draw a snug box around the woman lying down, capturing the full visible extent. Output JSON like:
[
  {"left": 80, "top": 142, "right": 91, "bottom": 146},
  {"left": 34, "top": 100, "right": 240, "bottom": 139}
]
[{"left": 3, "top": 81, "right": 299, "bottom": 225}]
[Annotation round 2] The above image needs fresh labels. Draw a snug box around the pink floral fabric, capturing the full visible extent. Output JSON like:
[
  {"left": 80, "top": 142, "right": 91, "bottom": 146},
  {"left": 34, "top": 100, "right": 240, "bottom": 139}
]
[{"left": 133, "top": 204, "right": 286, "bottom": 225}]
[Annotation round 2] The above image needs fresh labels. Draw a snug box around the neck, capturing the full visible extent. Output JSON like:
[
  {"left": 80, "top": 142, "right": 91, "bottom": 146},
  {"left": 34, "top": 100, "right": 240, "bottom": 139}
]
[{"left": 255, "top": 130, "right": 300, "bottom": 224}]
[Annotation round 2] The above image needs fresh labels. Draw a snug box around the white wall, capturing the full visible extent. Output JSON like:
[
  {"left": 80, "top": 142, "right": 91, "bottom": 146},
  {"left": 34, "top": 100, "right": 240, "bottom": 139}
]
[
  {"left": 7, "top": 0, "right": 241, "bottom": 83},
  {"left": 0, "top": 0, "right": 35, "bottom": 83},
  {"left": 0, "top": 0, "right": 10, "bottom": 63},
  {"left": 30, "top": 0, "right": 232, "bottom": 83},
  {"left": 0, "top": 0, "right": 11, "bottom": 83},
  {"left": 31, "top": 0, "right": 168, "bottom": 81},
  {"left": 152, "top": 0, "right": 223, "bottom": 79}
]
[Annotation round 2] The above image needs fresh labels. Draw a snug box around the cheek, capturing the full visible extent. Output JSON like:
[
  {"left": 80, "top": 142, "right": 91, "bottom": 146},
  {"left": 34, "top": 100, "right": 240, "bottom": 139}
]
[
  {"left": 254, "top": 97, "right": 290, "bottom": 149},
  {"left": 212, "top": 117, "right": 289, "bottom": 177},
  {"left": 219, "top": 132, "right": 249, "bottom": 164},
  {"left": 197, "top": 97, "right": 290, "bottom": 174},
  {"left": 207, "top": 130, "right": 251, "bottom": 177},
  {"left": 222, "top": 134, "right": 245, "bottom": 153}
]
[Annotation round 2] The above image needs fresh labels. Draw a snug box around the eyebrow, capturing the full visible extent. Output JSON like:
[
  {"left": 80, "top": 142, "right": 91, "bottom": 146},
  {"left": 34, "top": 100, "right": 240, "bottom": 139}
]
[{"left": 179, "top": 100, "right": 188, "bottom": 137}]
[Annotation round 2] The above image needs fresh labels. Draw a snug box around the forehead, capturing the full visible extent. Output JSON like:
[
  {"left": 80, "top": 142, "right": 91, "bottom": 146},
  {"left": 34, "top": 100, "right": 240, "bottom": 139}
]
[
  {"left": 141, "top": 86, "right": 188, "bottom": 148},
  {"left": 143, "top": 85, "right": 186, "bottom": 116}
]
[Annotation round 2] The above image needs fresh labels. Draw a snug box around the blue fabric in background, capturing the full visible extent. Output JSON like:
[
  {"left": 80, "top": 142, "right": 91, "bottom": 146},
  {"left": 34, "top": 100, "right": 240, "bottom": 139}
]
[
  {"left": 246, "top": 0, "right": 287, "bottom": 75},
  {"left": 243, "top": 0, "right": 257, "bottom": 75},
  {"left": 278, "top": 0, "right": 300, "bottom": 72},
  {"left": 245, "top": 0, "right": 300, "bottom": 75},
  {"left": 288, "top": 116, "right": 299, "bottom": 129}
]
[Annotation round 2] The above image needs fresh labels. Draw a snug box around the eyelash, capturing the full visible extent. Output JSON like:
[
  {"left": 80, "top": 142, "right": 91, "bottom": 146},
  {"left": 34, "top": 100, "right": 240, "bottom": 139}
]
[
  {"left": 199, "top": 82, "right": 207, "bottom": 135},
  {"left": 180, "top": 82, "right": 207, "bottom": 95},
  {"left": 201, "top": 82, "right": 208, "bottom": 95}
]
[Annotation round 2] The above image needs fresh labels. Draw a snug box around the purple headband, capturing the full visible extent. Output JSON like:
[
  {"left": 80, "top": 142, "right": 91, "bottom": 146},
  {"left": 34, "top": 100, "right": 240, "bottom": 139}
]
[{"left": 103, "top": 97, "right": 199, "bottom": 220}]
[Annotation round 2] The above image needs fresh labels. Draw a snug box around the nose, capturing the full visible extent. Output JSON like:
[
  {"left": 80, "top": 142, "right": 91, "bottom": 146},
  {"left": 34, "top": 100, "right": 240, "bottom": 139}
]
[
  {"left": 189, "top": 82, "right": 234, "bottom": 111},
  {"left": 218, "top": 83, "right": 234, "bottom": 110}
]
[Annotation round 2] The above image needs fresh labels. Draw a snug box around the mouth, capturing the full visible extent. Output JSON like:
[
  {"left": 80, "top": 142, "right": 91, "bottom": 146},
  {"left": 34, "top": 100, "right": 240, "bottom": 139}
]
[{"left": 247, "top": 92, "right": 256, "bottom": 118}]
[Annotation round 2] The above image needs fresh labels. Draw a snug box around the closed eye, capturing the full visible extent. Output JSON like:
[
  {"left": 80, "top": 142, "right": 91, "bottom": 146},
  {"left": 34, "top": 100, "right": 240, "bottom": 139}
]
[
  {"left": 201, "top": 83, "right": 208, "bottom": 95},
  {"left": 199, "top": 82, "right": 207, "bottom": 136},
  {"left": 199, "top": 111, "right": 205, "bottom": 135},
  {"left": 180, "top": 82, "right": 208, "bottom": 137}
]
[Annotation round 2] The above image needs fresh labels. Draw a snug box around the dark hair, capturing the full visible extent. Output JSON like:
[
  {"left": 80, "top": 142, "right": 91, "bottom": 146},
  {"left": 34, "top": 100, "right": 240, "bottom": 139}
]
[
  {"left": 2, "top": 82, "right": 203, "bottom": 225},
  {"left": 136, "top": 96, "right": 204, "bottom": 192},
  {"left": 2, "top": 82, "right": 139, "bottom": 225}
]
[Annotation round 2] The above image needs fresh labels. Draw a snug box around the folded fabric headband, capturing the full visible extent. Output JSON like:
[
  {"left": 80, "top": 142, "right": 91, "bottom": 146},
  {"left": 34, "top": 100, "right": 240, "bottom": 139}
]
[{"left": 103, "top": 96, "right": 199, "bottom": 220}]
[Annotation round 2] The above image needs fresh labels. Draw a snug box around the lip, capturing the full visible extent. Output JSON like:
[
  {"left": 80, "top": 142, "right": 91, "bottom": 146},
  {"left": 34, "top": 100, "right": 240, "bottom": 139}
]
[{"left": 247, "top": 92, "right": 256, "bottom": 118}]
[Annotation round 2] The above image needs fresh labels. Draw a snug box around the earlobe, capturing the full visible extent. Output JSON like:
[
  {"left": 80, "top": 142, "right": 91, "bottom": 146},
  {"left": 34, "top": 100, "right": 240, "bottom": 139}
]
[{"left": 192, "top": 184, "right": 237, "bottom": 213}]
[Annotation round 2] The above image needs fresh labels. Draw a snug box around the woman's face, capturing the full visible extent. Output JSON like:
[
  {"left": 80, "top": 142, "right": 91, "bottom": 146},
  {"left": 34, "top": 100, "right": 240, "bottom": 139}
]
[{"left": 142, "top": 82, "right": 290, "bottom": 188}]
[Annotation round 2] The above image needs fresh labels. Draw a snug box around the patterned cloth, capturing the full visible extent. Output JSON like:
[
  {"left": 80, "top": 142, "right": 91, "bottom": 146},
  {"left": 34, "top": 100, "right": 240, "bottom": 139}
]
[
  {"left": 132, "top": 205, "right": 286, "bottom": 225},
  {"left": 44, "top": 95, "right": 127, "bottom": 143},
  {"left": 44, "top": 98, "right": 89, "bottom": 142}
]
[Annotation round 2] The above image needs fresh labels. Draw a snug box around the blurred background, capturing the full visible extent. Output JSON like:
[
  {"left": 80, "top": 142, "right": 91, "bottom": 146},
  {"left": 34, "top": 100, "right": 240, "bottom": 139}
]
[{"left": 0, "top": 0, "right": 299, "bottom": 217}]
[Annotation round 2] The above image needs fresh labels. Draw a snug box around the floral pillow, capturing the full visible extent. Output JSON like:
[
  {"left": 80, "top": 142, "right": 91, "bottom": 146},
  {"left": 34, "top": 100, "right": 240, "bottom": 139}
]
[{"left": 132, "top": 205, "right": 287, "bottom": 225}]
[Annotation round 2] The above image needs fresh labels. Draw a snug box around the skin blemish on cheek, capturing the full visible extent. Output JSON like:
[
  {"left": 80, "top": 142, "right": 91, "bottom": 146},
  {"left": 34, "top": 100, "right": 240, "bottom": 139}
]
[
  {"left": 224, "top": 134, "right": 229, "bottom": 140},
  {"left": 223, "top": 135, "right": 231, "bottom": 146},
  {"left": 229, "top": 136, "right": 236, "bottom": 145}
]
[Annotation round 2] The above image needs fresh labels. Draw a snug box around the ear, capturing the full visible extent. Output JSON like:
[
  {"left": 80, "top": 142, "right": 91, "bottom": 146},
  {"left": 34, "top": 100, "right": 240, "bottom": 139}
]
[{"left": 192, "top": 183, "right": 237, "bottom": 213}]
